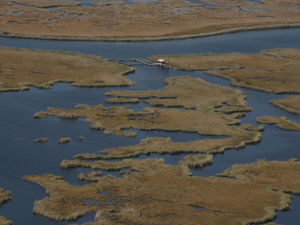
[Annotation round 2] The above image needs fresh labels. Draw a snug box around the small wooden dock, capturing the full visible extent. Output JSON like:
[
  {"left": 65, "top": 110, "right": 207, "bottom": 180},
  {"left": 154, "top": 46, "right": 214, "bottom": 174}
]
[{"left": 114, "top": 58, "right": 167, "bottom": 67}]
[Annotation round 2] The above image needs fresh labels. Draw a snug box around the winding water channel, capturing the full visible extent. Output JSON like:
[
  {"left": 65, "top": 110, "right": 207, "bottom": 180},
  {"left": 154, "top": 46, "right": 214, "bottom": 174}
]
[{"left": 0, "top": 28, "right": 300, "bottom": 225}]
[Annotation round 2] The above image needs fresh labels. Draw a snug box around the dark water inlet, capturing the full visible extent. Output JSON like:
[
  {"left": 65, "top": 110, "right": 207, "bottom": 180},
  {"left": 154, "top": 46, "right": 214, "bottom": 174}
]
[
  {"left": 1, "top": 28, "right": 300, "bottom": 58},
  {"left": 276, "top": 195, "right": 300, "bottom": 225},
  {"left": 0, "top": 28, "right": 300, "bottom": 225}
]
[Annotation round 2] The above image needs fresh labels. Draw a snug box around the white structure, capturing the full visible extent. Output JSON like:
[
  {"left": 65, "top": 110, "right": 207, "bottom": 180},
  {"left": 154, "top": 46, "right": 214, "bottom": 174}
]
[{"left": 157, "top": 58, "right": 167, "bottom": 67}]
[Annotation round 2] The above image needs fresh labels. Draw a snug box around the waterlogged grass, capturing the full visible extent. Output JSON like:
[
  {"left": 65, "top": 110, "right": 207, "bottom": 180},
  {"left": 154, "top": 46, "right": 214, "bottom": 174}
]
[
  {"left": 78, "top": 171, "right": 102, "bottom": 182},
  {"left": 34, "top": 137, "right": 50, "bottom": 143},
  {"left": 0, "top": 217, "right": 12, "bottom": 225},
  {"left": 35, "top": 76, "right": 261, "bottom": 164},
  {"left": 256, "top": 116, "right": 300, "bottom": 132},
  {"left": 0, "top": 188, "right": 12, "bottom": 225},
  {"left": 0, "top": 47, "right": 134, "bottom": 92},
  {"left": 75, "top": 133, "right": 261, "bottom": 160},
  {"left": 272, "top": 96, "right": 300, "bottom": 115},
  {"left": 179, "top": 154, "right": 213, "bottom": 176},
  {"left": 151, "top": 49, "right": 300, "bottom": 93},
  {"left": 58, "top": 137, "right": 72, "bottom": 144},
  {"left": 24, "top": 160, "right": 300, "bottom": 225},
  {"left": 61, "top": 158, "right": 165, "bottom": 173},
  {"left": 106, "top": 97, "right": 140, "bottom": 104},
  {"left": 34, "top": 76, "right": 253, "bottom": 138}
]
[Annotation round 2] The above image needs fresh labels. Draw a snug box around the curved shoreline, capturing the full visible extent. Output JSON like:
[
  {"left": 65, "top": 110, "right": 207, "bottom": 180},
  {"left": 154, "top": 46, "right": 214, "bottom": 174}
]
[
  {"left": 1, "top": 23, "right": 300, "bottom": 42},
  {"left": 150, "top": 48, "right": 300, "bottom": 94},
  {"left": 0, "top": 46, "right": 135, "bottom": 92}
]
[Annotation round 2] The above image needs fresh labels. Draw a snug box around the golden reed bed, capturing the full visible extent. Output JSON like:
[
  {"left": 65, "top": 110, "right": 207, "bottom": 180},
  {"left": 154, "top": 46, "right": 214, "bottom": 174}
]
[
  {"left": 24, "top": 159, "right": 300, "bottom": 225},
  {"left": 272, "top": 96, "right": 300, "bottom": 115},
  {"left": 151, "top": 49, "right": 300, "bottom": 93},
  {"left": 0, "top": 47, "right": 134, "bottom": 92},
  {"left": 0, "top": 0, "right": 299, "bottom": 41},
  {"left": 0, "top": 188, "right": 12, "bottom": 225}
]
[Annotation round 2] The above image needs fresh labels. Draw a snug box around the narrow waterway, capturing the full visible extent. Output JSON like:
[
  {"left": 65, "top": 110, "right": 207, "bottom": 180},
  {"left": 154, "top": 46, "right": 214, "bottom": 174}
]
[{"left": 0, "top": 28, "right": 300, "bottom": 225}]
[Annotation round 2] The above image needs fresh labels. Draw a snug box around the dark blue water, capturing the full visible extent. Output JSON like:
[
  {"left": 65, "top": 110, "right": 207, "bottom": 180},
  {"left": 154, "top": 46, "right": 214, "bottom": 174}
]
[
  {"left": 0, "top": 28, "right": 300, "bottom": 225},
  {"left": 1, "top": 28, "right": 300, "bottom": 59},
  {"left": 276, "top": 196, "right": 300, "bottom": 225}
]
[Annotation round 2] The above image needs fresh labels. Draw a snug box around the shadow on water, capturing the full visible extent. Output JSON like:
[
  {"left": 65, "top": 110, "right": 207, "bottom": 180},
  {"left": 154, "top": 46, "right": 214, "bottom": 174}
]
[{"left": 0, "top": 28, "right": 300, "bottom": 224}]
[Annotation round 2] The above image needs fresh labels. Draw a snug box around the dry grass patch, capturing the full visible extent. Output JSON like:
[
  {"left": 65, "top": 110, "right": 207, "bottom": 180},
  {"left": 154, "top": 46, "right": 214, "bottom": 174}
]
[
  {"left": 256, "top": 116, "right": 300, "bottom": 132},
  {"left": 78, "top": 171, "right": 102, "bottom": 182},
  {"left": 106, "top": 76, "right": 249, "bottom": 111},
  {"left": 61, "top": 158, "right": 164, "bottom": 172},
  {"left": 24, "top": 159, "right": 300, "bottom": 225},
  {"left": 264, "top": 223, "right": 281, "bottom": 225},
  {"left": 35, "top": 76, "right": 252, "bottom": 137},
  {"left": 75, "top": 133, "right": 261, "bottom": 161},
  {"left": 179, "top": 154, "right": 213, "bottom": 176},
  {"left": 0, "top": 47, "right": 134, "bottom": 92},
  {"left": 0, "top": 217, "right": 12, "bottom": 225},
  {"left": 106, "top": 97, "right": 140, "bottom": 104},
  {"left": 0, "top": 0, "right": 300, "bottom": 41},
  {"left": 151, "top": 49, "right": 300, "bottom": 93},
  {"left": 34, "top": 137, "right": 49, "bottom": 143},
  {"left": 0, "top": 188, "right": 12, "bottom": 225},
  {"left": 58, "top": 137, "right": 72, "bottom": 144},
  {"left": 35, "top": 104, "right": 245, "bottom": 137},
  {"left": 36, "top": 76, "right": 261, "bottom": 163},
  {"left": 271, "top": 96, "right": 300, "bottom": 115},
  {"left": 0, "top": 188, "right": 11, "bottom": 205}
]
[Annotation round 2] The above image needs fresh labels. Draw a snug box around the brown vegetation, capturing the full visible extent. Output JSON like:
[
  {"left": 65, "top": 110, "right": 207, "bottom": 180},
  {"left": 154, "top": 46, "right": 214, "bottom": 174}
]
[
  {"left": 77, "top": 136, "right": 85, "bottom": 141},
  {"left": 0, "top": 188, "right": 11, "bottom": 206},
  {"left": 58, "top": 137, "right": 72, "bottom": 144},
  {"left": 0, "top": 217, "right": 12, "bottom": 225},
  {"left": 179, "top": 154, "right": 213, "bottom": 176},
  {"left": 151, "top": 49, "right": 300, "bottom": 93},
  {"left": 24, "top": 159, "right": 300, "bottom": 225},
  {"left": 106, "top": 76, "right": 249, "bottom": 111},
  {"left": 61, "top": 158, "right": 166, "bottom": 173},
  {"left": 106, "top": 97, "right": 140, "bottom": 104},
  {"left": 256, "top": 116, "right": 300, "bottom": 132},
  {"left": 35, "top": 76, "right": 251, "bottom": 136},
  {"left": 0, "top": 188, "right": 12, "bottom": 225},
  {"left": 0, "top": 0, "right": 299, "bottom": 41},
  {"left": 265, "top": 223, "right": 281, "bottom": 225},
  {"left": 271, "top": 96, "right": 300, "bottom": 115},
  {"left": 34, "top": 137, "right": 49, "bottom": 143},
  {"left": 36, "top": 104, "right": 246, "bottom": 136},
  {"left": 0, "top": 47, "right": 134, "bottom": 92},
  {"left": 75, "top": 134, "right": 260, "bottom": 161},
  {"left": 78, "top": 171, "right": 102, "bottom": 182},
  {"left": 35, "top": 76, "right": 261, "bottom": 162}
]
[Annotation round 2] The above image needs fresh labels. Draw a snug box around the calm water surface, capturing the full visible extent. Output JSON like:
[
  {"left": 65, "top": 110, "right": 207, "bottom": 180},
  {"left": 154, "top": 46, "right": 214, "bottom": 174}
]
[{"left": 0, "top": 28, "right": 300, "bottom": 225}]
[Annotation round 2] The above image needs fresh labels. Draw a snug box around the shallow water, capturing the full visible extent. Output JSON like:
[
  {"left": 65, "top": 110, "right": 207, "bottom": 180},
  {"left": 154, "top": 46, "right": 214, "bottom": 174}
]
[{"left": 0, "top": 28, "right": 300, "bottom": 224}]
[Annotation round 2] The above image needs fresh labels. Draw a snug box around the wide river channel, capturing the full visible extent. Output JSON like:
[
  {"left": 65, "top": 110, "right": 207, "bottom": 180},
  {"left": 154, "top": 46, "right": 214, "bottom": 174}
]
[{"left": 0, "top": 28, "right": 300, "bottom": 225}]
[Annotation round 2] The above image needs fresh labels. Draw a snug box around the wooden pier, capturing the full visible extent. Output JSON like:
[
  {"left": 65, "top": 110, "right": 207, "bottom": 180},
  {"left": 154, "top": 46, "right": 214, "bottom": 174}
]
[{"left": 114, "top": 58, "right": 167, "bottom": 67}]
